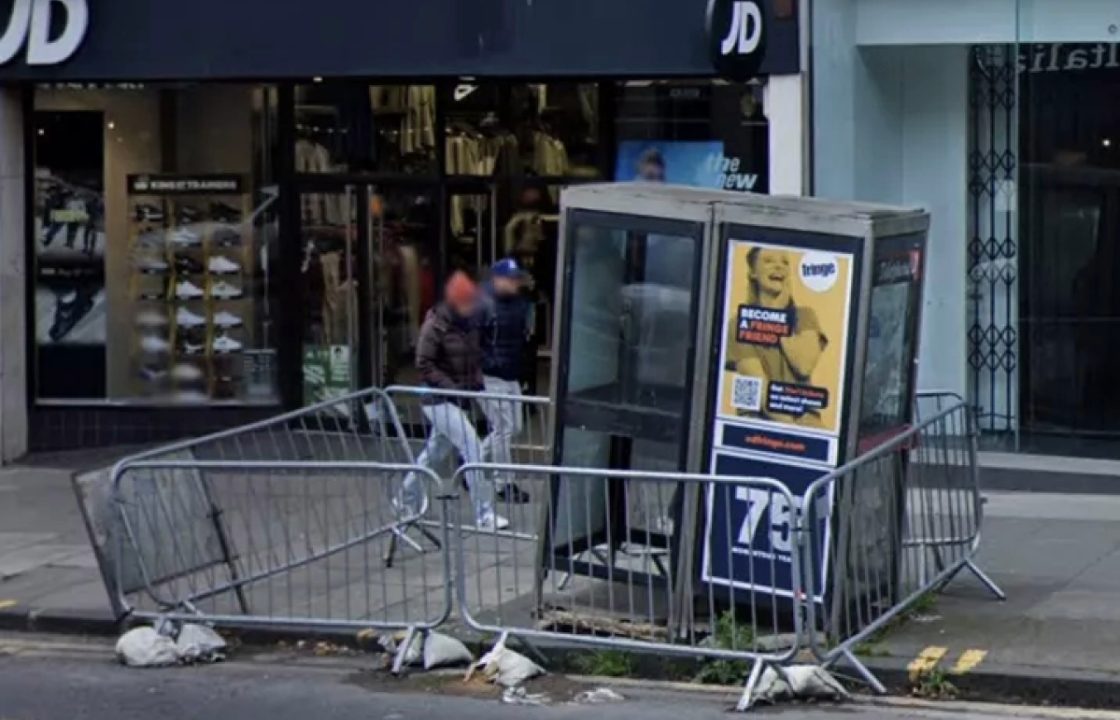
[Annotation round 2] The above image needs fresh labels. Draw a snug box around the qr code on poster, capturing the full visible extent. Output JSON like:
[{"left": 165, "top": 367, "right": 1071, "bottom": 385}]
[{"left": 732, "top": 375, "right": 763, "bottom": 412}]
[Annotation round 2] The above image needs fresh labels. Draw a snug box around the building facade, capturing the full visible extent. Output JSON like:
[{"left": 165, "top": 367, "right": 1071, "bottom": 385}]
[
  {"left": 0, "top": 0, "right": 806, "bottom": 457},
  {"left": 813, "top": 0, "right": 1120, "bottom": 459}
]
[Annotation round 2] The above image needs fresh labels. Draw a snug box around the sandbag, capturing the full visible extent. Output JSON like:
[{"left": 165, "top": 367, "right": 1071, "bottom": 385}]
[
  {"left": 422, "top": 632, "right": 473, "bottom": 670},
  {"left": 175, "top": 623, "right": 227, "bottom": 663},
  {"left": 115, "top": 627, "right": 178, "bottom": 668}
]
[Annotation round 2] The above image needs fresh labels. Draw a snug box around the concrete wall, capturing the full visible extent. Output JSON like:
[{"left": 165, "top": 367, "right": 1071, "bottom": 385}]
[
  {"left": 0, "top": 88, "right": 28, "bottom": 461},
  {"left": 813, "top": 0, "right": 971, "bottom": 396}
]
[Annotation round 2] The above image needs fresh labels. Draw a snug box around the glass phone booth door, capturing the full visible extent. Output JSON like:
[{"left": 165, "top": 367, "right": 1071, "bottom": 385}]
[{"left": 546, "top": 211, "right": 705, "bottom": 583}]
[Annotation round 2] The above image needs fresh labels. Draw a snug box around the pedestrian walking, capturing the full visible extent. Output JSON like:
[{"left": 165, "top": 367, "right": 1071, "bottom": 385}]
[
  {"left": 404, "top": 271, "right": 508, "bottom": 531},
  {"left": 478, "top": 258, "right": 532, "bottom": 503}
]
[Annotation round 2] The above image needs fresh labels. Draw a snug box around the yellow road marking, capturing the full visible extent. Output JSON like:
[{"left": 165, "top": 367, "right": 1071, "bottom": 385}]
[
  {"left": 950, "top": 648, "right": 987, "bottom": 675},
  {"left": 907, "top": 646, "right": 947, "bottom": 678},
  {"left": 0, "top": 600, "right": 17, "bottom": 611}
]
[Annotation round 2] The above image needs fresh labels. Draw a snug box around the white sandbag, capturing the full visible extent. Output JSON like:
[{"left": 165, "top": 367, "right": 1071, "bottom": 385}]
[
  {"left": 737, "top": 665, "right": 849, "bottom": 710},
  {"left": 422, "top": 632, "right": 473, "bottom": 670},
  {"left": 379, "top": 631, "right": 423, "bottom": 666},
  {"left": 175, "top": 623, "right": 227, "bottom": 663},
  {"left": 115, "top": 627, "right": 179, "bottom": 668},
  {"left": 475, "top": 644, "right": 545, "bottom": 687}
]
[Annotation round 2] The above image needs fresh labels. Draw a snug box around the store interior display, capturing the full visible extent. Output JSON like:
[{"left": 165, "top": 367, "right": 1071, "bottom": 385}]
[
  {"left": 126, "top": 179, "right": 268, "bottom": 404},
  {"left": 30, "top": 79, "right": 768, "bottom": 413},
  {"left": 33, "top": 110, "right": 109, "bottom": 399}
]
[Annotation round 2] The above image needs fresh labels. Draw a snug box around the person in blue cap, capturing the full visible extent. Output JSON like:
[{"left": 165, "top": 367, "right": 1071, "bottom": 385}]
[{"left": 477, "top": 257, "right": 532, "bottom": 503}]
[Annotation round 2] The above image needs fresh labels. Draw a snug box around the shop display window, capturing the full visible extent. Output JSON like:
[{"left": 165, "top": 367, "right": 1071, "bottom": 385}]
[
  {"left": 294, "top": 83, "right": 438, "bottom": 175},
  {"left": 614, "top": 80, "right": 768, "bottom": 193},
  {"left": 33, "top": 84, "right": 281, "bottom": 405},
  {"left": 443, "top": 82, "right": 601, "bottom": 178}
]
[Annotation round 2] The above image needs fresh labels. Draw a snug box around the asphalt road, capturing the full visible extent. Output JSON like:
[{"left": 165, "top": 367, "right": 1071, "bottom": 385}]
[{"left": 0, "top": 633, "right": 1107, "bottom": 720}]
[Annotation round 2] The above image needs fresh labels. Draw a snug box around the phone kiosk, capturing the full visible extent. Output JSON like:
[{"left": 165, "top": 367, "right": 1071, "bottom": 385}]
[{"left": 540, "top": 183, "right": 929, "bottom": 631}]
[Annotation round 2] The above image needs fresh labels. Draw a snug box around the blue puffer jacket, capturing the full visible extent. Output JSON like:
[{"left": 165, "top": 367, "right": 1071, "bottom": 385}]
[{"left": 478, "top": 285, "right": 530, "bottom": 382}]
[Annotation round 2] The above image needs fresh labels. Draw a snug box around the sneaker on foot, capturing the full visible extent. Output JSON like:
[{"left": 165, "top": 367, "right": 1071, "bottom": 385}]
[{"left": 477, "top": 513, "right": 510, "bottom": 531}]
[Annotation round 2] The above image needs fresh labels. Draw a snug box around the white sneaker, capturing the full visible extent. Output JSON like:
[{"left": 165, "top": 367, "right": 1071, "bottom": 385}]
[
  {"left": 477, "top": 513, "right": 510, "bottom": 532},
  {"left": 212, "top": 310, "right": 242, "bottom": 328},
  {"left": 136, "top": 257, "right": 168, "bottom": 273},
  {"left": 168, "top": 228, "right": 201, "bottom": 246},
  {"left": 208, "top": 255, "right": 241, "bottom": 274},
  {"left": 175, "top": 280, "right": 204, "bottom": 299},
  {"left": 170, "top": 363, "right": 204, "bottom": 382},
  {"left": 140, "top": 335, "right": 170, "bottom": 353},
  {"left": 135, "top": 309, "right": 167, "bottom": 328},
  {"left": 211, "top": 334, "right": 243, "bottom": 353},
  {"left": 175, "top": 307, "right": 206, "bottom": 328},
  {"left": 180, "top": 340, "right": 205, "bottom": 355},
  {"left": 209, "top": 281, "right": 242, "bottom": 300}
]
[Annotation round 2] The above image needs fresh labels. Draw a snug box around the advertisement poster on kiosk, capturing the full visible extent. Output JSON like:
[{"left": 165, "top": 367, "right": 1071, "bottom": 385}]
[{"left": 702, "top": 232, "right": 858, "bottom": 602}]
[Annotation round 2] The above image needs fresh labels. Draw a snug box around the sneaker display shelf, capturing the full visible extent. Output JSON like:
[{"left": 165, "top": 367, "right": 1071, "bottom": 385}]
[{"left": 127, "top": 184, "right": 254, "bottom": 403}]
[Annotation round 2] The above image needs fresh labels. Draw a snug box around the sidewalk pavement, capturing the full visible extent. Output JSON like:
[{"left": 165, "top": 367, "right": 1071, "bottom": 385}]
[
  {"left": 3, "top": 451, "right": 1120, "bottom": 701},
  {"left": 0, "top": 448, "right": 140, "bottom": 631},
  {"left": 863, "top": 490, "right": 1120, "bottom": 700}
]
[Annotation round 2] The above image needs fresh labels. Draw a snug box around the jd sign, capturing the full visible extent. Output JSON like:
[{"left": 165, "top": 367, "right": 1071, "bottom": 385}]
[
  {"left": 706, "top": 0, "right": 766, "bottom": 80},
  {"left": 0, "top": 0, "right": 88, "bottom": 66}
]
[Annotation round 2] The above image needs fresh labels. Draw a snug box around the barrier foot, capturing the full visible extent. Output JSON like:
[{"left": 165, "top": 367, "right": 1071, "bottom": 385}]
[
  {"left": 964, "top": 559, "right": 1006, "bottom": 601},
  {"left": 836, "top": 648, "right": 887, "bottom": 695},
  {"left": 391, "top": 626, "right": 420, "bottom": 676},
  {"left": 735, "top": 658, "right": 765, "bottom": 711},
  {"left": 383, "top": 521, "right": 440, "bottom": 568}
]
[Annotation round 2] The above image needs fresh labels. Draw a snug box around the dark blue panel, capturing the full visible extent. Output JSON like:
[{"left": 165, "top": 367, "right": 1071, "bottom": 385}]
[{"left": 0, "top": 0, "right": 799, "bottom": 80}]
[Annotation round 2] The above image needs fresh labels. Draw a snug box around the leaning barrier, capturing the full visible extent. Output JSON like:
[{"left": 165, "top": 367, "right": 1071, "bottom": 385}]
[
  {"left": 800, "top": 397, "right": 1005, "bottom": 692},
  {"left": 94, "top": 387, "right": 1003, "bottom": 702}
]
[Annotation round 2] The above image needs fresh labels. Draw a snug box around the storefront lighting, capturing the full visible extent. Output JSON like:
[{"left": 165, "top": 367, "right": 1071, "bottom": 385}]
[{"left": 312, "top": 76, "right": 323, "bottom": 83}]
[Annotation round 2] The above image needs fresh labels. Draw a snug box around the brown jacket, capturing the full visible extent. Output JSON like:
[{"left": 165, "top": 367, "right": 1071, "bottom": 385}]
[{"left": 415, "top": 303, "right": 484, "bottom": 397}]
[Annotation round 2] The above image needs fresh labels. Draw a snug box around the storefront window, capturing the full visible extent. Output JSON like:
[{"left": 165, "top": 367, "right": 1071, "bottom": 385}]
[
  {"left": 614, "top": 81, "right": 768, "bottom": 192},
  {"left": 443, "top": 82, "right": 601, "bottom": 178},
  {"left": 33, "top": 84, "right": 281, "bottom": 405},
  {"left": 294, "top": 83, "right": 438, "bottom": 175}
]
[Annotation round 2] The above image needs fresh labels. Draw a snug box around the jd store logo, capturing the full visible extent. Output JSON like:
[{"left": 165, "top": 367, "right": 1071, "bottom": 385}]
[
  {"left": 0, "top": 0, "right": 88, "bottom": 66},
  {"left": 719, "top": 0, "right": 762, "bottom": 57},
  {"left": 706, "top": 0, "right": 766, "bottom": 80},
  {"left": 799, "top": 252, "right": 839, "bottom": 293}
]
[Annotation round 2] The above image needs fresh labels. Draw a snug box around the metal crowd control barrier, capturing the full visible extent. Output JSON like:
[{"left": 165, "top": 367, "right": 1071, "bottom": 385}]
[
  {"left": 384, "top": 385, "right": 551, "bottom": 541},
  {"left": 92, "top": 383, "right": 1007, "bottom": 701},
  {"left": 800, "top": 398, "right": 1005, "bottom": 693},
  {"left": 452, "top": 462, "right": 804, "bottom": 706},
  {"left": 110, "top": 459, "right": 450, "bottom": 670}
]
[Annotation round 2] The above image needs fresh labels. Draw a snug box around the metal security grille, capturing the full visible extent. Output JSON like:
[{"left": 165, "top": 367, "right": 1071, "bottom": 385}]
[{"left": 967, "top": 45, "right": 1018, "bottom": 436}]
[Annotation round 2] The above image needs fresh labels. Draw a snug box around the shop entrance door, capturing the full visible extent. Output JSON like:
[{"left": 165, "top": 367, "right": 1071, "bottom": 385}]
[
  {"left": 446, "top": 181, "right": 499, "bottom": 277},
  {"left": 297, "top": 182, "right": 439, "bottom": 404},
  {"left": 298, "top": 184, "right": 359, "bottom": 406}
]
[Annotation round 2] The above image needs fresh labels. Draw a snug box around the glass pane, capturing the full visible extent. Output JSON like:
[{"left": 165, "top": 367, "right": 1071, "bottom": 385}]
[
  {"left": 614, "top": 81, "right": 768, "bottom": 192},
  {"left": 300, "top": 192, "right": 357, "bottom": 406},
  {"left": 33, "top": 84, "right": 281, "bottom": 405},
  {"left": 501, "top": 180, "right": 564, "bottom": 395},
  {"left": 563, "top": 221, "right": 698, "bottom": 414},
  {"left": 860, "top": 238, "right": 924, "bottom": 437},
  {"left": 370, "top": 187, "right": 439, "bottom": 387},
  {"left": 295, "top": 84, "right": 437, "bottom": 175},
  {"left": 444, "top": 82, "right": 601, "bottom": 178}
]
